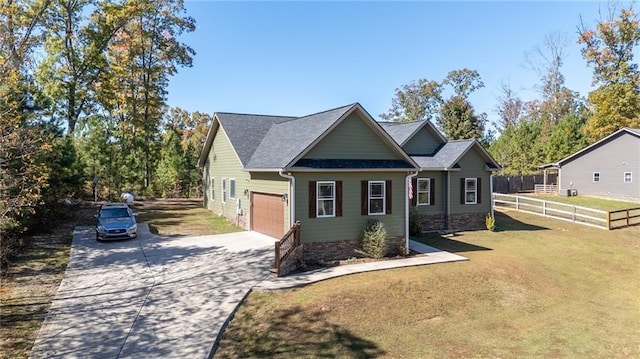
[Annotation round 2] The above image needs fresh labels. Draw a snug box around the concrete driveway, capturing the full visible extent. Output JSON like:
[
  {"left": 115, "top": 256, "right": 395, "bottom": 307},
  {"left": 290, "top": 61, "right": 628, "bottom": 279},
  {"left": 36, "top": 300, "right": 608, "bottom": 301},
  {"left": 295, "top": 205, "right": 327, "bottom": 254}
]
[{"left": 30, "top": 225, "right": 275, "bottom": 359}]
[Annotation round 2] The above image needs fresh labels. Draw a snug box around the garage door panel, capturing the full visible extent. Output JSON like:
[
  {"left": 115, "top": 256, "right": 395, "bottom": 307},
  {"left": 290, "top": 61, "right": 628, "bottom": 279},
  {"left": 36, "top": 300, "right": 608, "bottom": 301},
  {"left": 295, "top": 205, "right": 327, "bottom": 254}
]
[{"left": 251, "top": 193, "right": 285, "bottom": 239}]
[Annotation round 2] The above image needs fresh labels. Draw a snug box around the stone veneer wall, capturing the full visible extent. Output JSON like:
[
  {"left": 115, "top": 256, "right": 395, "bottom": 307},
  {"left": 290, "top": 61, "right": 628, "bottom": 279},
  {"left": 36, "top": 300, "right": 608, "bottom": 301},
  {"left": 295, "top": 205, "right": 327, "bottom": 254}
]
[
  {"left": 419, "top": 214, "right": 447, "bottom": 231},
  {"left": 277, "top": 245, "right": 303, "bottom": 277},
  {"left": 303, "top": 237, "right": 406, "bottom": 263},
  {"left": 447, "top": 213, "right": 486, "bottom": 231},
  {"left": 418, "top": 212, "right": 486, "bottom": 232}
]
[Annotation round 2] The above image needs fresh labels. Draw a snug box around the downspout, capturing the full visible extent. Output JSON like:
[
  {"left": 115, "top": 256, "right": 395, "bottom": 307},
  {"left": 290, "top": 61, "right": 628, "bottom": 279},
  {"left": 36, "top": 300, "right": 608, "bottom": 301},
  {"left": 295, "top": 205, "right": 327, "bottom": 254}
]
[
  {"left": 278, "top": 170, "right": 295, "bottom": 227},
  {"left": 490, "top": 174, "right": 494, "bottom": 218},
  {"left": 405, "top": 171, "right": 419, "bottom": 254},
  {"left": 447, "top": 171, "right": 451, "bottom": 230}
]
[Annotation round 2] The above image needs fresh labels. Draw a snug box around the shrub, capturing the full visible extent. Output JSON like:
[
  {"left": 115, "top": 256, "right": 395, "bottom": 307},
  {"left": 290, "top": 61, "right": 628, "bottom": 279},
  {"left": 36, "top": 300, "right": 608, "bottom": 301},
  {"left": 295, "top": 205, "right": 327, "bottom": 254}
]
[
  {"left": 485, "top": 213, "right": 496, "bottom": 232},
  {"left": 357, "top": 219, "right": 387, "bottom": 259}
]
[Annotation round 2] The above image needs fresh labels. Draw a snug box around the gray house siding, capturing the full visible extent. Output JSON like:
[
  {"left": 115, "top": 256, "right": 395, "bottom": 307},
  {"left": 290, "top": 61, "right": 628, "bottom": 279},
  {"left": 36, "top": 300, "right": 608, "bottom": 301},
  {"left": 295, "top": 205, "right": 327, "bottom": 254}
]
[
  {"left": 304, "top": 113, "right": 399, "bottom": 160},
  {"left": 202, "top": 126, "right": 251, "bottom": 229},
  {"left": 449, "top": 149, "right": 492, "bottom": 215},
  {"left": 294, "top": 172, "right": 407, "bottom": 243},
  {"left": 403, "top": 127, "right": 444, "bottom": 155},
  {"left": 559, "top": 132, "right": 640, "bottom": 200}
]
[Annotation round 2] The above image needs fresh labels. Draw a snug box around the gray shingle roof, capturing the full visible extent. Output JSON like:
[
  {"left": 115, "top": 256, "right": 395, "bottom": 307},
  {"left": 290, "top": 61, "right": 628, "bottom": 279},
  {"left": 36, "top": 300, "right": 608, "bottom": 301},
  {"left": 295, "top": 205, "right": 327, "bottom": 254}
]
[
  {"left": 412, "top": 139, "right": 474, "bottom": 169},
  {"left": 379, "top": 121, "right": 424, "bottom": 145},
  {"left": 217, "top": 113, "right": 295, "bottom": 166},
  {"left": 245, "top": 104, "right": 355, "bottom": 169},
  {"left": 379, "top": 120, "right": 448, "bottom": 149},
  {"left": 293, "top": 159, "right": 414, "bottom": 169}
]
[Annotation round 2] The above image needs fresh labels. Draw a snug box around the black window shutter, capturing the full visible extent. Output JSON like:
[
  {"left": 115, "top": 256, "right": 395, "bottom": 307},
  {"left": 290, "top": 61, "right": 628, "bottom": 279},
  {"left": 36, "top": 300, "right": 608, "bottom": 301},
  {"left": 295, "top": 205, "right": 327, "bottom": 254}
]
[
  {"left": 336, "top": 181, "right": 343, "bottom": 217},
  {"left": 477, "top": 177, "right": 482, "bottom": 204},
  {"left": 361, "top": 181, "right": 368, "bottom": 215},
  {"left": 411, "top": 178, "right": 418, "bottom": 206},
  {"left": 430, "top": 178, "right": 435, "bottom": 206},
  {"left": 385, "top": 180, "right": 392, "bottom": 214},
  {"left": 309, "top": 181, "right": 316, "bottom": 218},
  {"left": 460, "top": 178, "right": 465, "bottom": 205}
]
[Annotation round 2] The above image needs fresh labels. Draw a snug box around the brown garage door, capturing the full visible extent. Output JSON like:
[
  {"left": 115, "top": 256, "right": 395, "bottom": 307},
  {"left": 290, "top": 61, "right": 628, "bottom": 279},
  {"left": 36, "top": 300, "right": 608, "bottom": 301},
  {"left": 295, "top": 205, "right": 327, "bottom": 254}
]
[{"left": 251, "top": 192, "right": 285, "bottom": 239}]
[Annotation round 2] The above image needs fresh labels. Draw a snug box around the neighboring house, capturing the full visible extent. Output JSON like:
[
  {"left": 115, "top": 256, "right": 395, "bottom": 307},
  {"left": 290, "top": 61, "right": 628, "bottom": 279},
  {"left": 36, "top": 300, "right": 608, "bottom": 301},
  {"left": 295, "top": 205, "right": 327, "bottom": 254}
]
[
  {"left": 198, "top": 103, "right": 499, "bottom": 262},
  {"left": 539, "top": 128, "right": 640, "bottom": 201},
  {"left": 380, "top": 121, "right": 500, "bottom": 231}
]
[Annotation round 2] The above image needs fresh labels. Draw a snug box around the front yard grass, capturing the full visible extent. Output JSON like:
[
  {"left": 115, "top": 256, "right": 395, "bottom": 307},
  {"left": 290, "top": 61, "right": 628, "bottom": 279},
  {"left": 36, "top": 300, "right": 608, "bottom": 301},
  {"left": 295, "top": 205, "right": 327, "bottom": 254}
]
[
  {"left": 216, "top": 210, "right": 640, "bottom": 358},
  {"left": 521, "top": 193, "right": 639, "bottom": 211},
  {"left": 135, "top": 198, "right": 242, "bottom": 236}
]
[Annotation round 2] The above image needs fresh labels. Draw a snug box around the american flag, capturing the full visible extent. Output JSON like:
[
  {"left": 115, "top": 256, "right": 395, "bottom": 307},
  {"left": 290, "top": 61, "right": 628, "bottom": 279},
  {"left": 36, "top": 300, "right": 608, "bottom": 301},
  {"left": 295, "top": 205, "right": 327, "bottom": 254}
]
[{"left": 408, "top": 178, "right": 413, "bottom": 200}]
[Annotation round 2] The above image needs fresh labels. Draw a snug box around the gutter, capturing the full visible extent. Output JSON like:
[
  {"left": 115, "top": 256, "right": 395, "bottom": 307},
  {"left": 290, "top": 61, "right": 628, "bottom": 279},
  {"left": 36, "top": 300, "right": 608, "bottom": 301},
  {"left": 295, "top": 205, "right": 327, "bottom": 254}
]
[
  {"left": 278, "top": 170, "right": 295, "bottom": 227},
  {"left": 405, "top": 171, "right": 419, "bottom": 254}
]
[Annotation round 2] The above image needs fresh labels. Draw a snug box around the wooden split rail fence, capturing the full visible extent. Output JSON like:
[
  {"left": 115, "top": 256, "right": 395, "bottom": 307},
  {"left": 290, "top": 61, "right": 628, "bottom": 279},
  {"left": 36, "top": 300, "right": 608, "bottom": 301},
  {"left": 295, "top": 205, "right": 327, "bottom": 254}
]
[{"left": 492, "top": 193, "right": 640, "bottom": 230}]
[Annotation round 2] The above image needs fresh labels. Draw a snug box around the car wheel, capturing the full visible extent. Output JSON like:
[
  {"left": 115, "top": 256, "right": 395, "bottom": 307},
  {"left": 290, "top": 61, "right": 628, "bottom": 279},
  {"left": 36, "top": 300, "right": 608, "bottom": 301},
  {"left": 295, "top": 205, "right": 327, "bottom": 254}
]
[{"left": 96, "top": 233, "right": 101, "bottom": 242}]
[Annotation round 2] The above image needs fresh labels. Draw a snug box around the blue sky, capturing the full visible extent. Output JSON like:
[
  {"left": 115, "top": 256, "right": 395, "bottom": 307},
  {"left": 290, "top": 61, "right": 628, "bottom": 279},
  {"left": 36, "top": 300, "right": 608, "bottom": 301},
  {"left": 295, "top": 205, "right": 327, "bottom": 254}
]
[{"left": 167, "top": 1, "right": 613, "bottom": 128}]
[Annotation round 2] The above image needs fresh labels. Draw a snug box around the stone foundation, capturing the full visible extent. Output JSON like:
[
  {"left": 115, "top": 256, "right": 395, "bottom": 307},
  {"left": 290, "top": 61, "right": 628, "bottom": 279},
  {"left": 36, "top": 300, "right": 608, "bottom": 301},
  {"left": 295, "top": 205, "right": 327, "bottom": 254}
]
[
  {"left": 447, "top": 212, "right": 486, "bottom": 231},
  {"left": 419, "top": 214, "right": 447, "bottom": 231},
  {"left": 303, "top": 236, "right": 406, "bottom": 263},
  {"left": 276, "top": 245, "right": 303, "bottom": 277},
  {"left": 418, "top": 212, "right": 487, "bottom": 232}
]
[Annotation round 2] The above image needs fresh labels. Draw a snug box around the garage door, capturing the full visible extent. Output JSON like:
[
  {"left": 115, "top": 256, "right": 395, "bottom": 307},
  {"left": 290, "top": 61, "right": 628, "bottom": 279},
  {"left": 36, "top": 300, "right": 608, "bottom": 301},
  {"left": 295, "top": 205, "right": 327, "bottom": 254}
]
[{"left": 251, "top": 192, "right": 285, "bottom": 239}]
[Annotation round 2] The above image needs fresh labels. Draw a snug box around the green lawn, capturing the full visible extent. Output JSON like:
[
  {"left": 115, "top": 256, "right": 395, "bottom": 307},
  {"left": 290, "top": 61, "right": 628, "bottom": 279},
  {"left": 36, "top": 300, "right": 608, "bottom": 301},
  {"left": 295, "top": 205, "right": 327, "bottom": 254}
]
[
  {"left": 520, "top": 194, "right": 639, "bottom": 212},
  {"left": 216, "top": 210, "right": 640, "bottom": 359},
  {"left": 135, "top": 198, "right": 242, "bottom": 236}
]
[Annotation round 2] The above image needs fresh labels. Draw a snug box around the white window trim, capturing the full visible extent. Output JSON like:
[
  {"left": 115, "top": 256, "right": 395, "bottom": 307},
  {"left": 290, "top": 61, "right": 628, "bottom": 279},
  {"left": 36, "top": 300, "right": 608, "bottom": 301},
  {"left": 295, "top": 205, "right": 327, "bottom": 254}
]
[
  {"left": 221, "top": 178, "right": 227, "bottom": 203},
  {"left": 465, "top": 178, "right": 477, "bottom": 205},
  {"left": 316, "top": 181, "right": 335, "bottom": 218},
  {"left": 624, "top": 172, "right": 632, "bottom": 183},
  {"left": 368, "top": 181, "right": 386, "bottom": 216},
  {"left": 210, "top": 178, "right": 215, "bottom": 200},
  {"left": 417, "top": 178, "right": 430, "bottom": 206},
  {"left": 593, "top": 172, "right": 600, "bottom": 183},
  {"left": 229, "top": 178, "right": 236, "bottom": 199}
]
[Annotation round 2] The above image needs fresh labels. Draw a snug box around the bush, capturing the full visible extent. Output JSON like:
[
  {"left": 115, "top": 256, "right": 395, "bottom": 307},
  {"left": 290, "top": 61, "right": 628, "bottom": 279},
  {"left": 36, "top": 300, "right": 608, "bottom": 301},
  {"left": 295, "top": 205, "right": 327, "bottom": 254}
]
[
  {"left": 485, "top": 213, "right": 496, "bottom": 232},
  {"left": 357, "top": 219, "right": 387, "bottom": 259}
]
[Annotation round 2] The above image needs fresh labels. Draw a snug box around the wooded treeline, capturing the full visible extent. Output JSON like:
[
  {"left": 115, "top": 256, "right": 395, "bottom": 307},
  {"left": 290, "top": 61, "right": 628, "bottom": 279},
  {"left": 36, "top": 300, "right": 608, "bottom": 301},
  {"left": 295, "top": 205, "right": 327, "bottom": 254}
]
[
  {"left": 382, "top": 3, "right": 640, "bottom": 175},
  {"left": 1, "top": 0, "right": 206, "bottom": 263}
]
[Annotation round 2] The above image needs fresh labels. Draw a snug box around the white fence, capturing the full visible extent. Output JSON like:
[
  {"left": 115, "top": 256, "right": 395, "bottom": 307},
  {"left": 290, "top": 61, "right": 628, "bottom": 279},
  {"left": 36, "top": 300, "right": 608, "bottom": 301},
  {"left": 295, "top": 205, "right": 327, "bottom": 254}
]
[
  {"left": 492, "top": 193, "right": 608, "bottom": 229},
  {"left": 534, "top": 184, "right": 557, "bottom": 195}
]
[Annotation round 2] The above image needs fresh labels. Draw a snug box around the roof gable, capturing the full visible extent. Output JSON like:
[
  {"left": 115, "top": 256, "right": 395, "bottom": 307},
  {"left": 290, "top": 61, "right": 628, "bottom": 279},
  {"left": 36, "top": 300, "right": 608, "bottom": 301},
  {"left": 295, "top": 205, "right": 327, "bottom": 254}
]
[
  {"left": 380, "top": 120, "right": 446, "bottom": 148},
  {"left": 555, "top": 127, "right": 640, "bottom": 166},
  {"left": 412, "top": 139, "right": 500, "bottom": 171},
  {"left": 302, "top": 112, "right": 399, "bottom": 160}
]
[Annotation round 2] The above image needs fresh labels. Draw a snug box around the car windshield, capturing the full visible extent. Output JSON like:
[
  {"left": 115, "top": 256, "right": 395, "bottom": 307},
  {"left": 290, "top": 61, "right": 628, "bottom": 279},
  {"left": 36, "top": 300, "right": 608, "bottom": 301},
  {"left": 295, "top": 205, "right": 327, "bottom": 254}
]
[{"left": 100, "top": 208, "right": 130, "bottom": 219}]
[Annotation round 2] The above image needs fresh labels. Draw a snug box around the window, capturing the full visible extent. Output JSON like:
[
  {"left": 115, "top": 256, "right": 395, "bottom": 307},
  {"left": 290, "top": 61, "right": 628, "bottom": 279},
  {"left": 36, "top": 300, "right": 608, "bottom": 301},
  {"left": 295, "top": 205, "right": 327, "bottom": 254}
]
[
  {"left": 465, "top": 178, "right": 477, "bottom": 204},
  {"left": 309, "top": 181, "right": 342, "bottom": 218},
  {"left": 210, "top": 178, "right": 215, "bottom": 200},
  {"left": 624, "top": 172, "right": 632, "bottom": 183},
  {"left": 229, "top": 179, "right": 236, "bottom": 198},
  {"left": 417, "top": 178, "right": 431, "bottom": 205},
  {"left": 221, "top": 178, "right": 227, "bottom": 203},
  {"left": 368, "top": 181, "right": 385, "bottom": 215},
  {"left": 316, "top": 181, "right": 335, "bottom": 217},
  {"left": 593, "top": 172, "right": 600, "bottom": 182}
]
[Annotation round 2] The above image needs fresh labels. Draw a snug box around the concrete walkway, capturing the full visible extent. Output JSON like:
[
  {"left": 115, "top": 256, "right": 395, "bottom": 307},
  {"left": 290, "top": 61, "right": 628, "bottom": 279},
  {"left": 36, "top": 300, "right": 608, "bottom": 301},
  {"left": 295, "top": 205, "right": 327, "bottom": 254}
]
[
  {"left": 255, "top": 240, "right": 467, "bottom": 290},
  {"left": 31, "top": 228, "right": 466, "bottom": 358}
]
